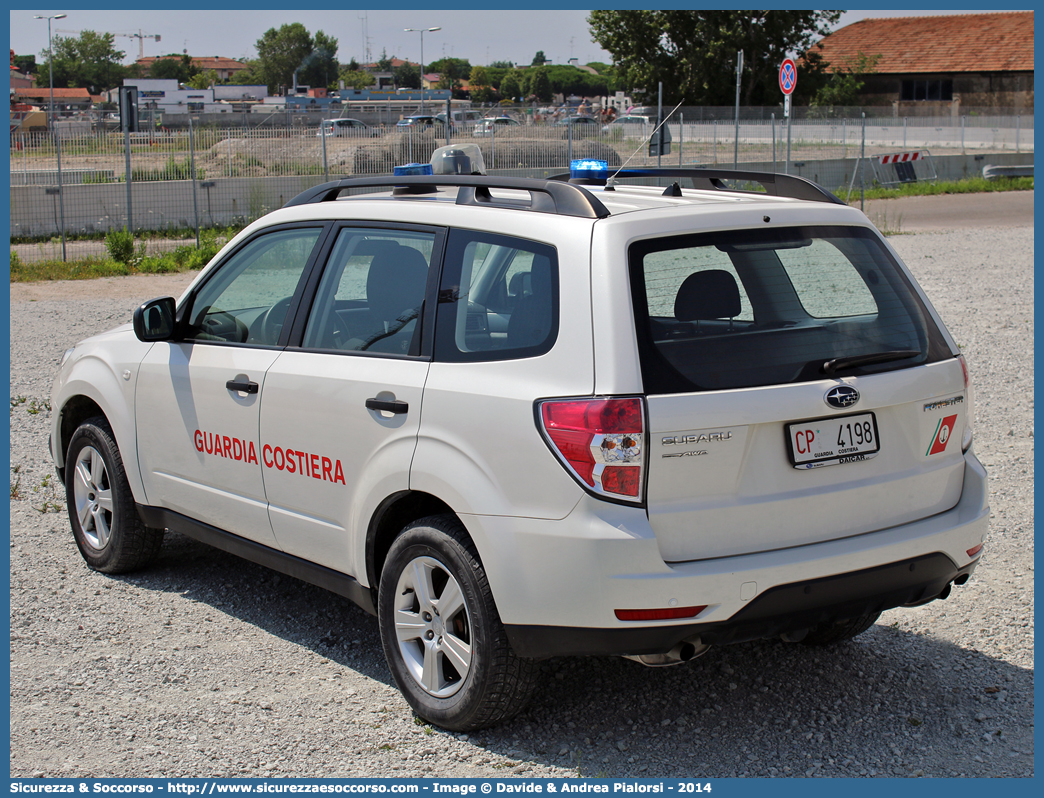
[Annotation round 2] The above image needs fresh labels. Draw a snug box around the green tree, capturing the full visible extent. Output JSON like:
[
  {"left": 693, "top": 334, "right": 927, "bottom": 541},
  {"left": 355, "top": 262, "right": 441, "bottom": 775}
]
[
  {"left": 299, "top": 30, "right": 339, "bottom": 89},
  {"left": 376, "top": 49, "right": 393, "bottom": 72},
  {"left": 13, "top": 54, "right": 37, "bottom": 75},
  {"left": 340, "top": 67, "right": 376, "bottom": 90},
  {"left": 531, "top": 50, "right": 547, "bottom": 66},
  {"left": 149, "top": 54, "right": 200, "bottom": 84},
  {"left": 469, "top": 65, "right": 491, "bottom": 87},
  {"left": 489, "top": 60, "right": 514, "bottom": 70},
  {"left": 543, "top": 64, "right": 609, "bottom": 98},
  {"left": 187, "top": 69, "right": 219, "bottom": 90},
  {"left": 428, "top": 57, "right": 470, "bottom": 92},
  {"left": 229, "top": 61, "right": 262, "bottom": 85},
  {"left": 530, "top": 66, "right": 552, "bottom": 102},
  {"left": 255, "top": 23, "right": 313, "bottom": 92},
  {"left": 40, "top": 31, "right": 126, "bottom": 93},
  {"left": 587, "top": 10, "right": 841, "bottom": 106},
  {"left": 499, "top": 70, "right": 523, "bottom": 102},
  {"left": 811, "top": 51, "right": 881, "bottom": 108},
  {"left": 394, "top": 61, "right": 421, "bottom": 90}
]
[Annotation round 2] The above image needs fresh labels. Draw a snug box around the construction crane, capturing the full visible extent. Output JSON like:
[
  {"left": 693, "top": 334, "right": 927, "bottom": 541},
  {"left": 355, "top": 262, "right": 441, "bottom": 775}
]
[
  {"left": 55, "top": 28, "right": 161, "bottom": 61},
  {"left": 114, "top": 30, "right": 161, "bottom": 61}
]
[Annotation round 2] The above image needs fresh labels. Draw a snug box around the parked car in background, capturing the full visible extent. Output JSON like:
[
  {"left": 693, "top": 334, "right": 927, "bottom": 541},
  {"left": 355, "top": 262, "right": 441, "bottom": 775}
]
[
  {"left": 603, "top": 114, "right": 654, "bottom": 135},
  {"left": 473, "top": 117, "right": 523, "bottom": 137},
  {"left": 436, "top": 110, "right": 484, "bottom": 132},
  {"left": 603, "top": 115, "right": 672, "bottom": 149},
  {"left": 317, "top": 118, "right": 382, "bottom": 138},
  {"left": 396, "top": 115, "right": 453, "bottom": 132},
  {"left": 554, "top": 115, "right": 602, "bottom": 138}
]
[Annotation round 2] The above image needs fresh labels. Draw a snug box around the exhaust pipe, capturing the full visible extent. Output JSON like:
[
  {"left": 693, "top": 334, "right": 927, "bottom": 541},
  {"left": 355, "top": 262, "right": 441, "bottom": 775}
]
[{"left": 623, "top": 636, "right": 710, "bottom": 667}]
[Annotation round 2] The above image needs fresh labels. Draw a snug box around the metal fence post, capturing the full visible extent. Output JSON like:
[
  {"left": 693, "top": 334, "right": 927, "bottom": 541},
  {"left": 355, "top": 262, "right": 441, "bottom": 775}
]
[
  {"left": 860, "top": 112, "right": 865, "bottom": 212},
  {"left": 771, "top": 113, "right": 776, "bottom": 172},
  {"left": 54, "top": 130, "right": 67, "bottom": 260},
  {"left": 713, "top": 120, "right": 717, "bottom": 164},
  {"left": 321, "top": 123, "right": 329, "bottom": 181},
  {"left": 1016, "top": 114, "right": 1020, "bottom": 153},
  {"left": 124, "top": 126, "right": 133, "bottom": 236},
  {"left": 733, "top": 50, "right": 742, "bottom": 168},
  {"left": 679, "top": 113, "right": 683, "bottom": 166},
  {"left": 903, "top": 117, "right": 907, "bottom": 149},
  {"left": 961, "top": 115, "right": 965, "bottom": 154},
  {"left": 189, "top": 116, "right": 201, "bottom": 248},
  {"left": 491, "top": 121, "right": 496, "bottom": 170},
  {"left": 49, "top": 129, "right": 68, "bottom": 259},
  {"left": 843, "top": 119, "right": 847, "bottom": 159}
]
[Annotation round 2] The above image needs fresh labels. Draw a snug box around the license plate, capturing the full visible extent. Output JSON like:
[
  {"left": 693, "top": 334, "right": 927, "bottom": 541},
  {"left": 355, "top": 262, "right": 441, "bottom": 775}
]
[{"left": 786, "top": 412, "right": 880, "bottom": 469}]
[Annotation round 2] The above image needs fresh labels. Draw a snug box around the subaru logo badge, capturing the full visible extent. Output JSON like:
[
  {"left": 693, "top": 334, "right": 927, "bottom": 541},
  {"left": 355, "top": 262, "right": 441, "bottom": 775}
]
[{"left": 825, "top": 385, "right": 859, "bottom": 408}]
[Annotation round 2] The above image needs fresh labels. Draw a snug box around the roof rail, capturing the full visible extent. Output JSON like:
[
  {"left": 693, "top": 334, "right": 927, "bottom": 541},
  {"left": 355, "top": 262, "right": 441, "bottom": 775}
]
[
  {"left": 283, "top": 175, "right": 611, "bottom": 218},
  {"left": 549, "top": 167, "right": 845, "bottom": 206}
]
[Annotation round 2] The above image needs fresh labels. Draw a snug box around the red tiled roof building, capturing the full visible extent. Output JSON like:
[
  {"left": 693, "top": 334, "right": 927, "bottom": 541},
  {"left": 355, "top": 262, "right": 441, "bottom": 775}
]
[{"left": 814, "top": 11, "right": 1033, "bottom": 112}]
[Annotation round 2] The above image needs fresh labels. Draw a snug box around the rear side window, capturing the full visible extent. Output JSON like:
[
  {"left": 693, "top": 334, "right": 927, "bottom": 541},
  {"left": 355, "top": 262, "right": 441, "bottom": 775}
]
[
  {"left": 434, "top": 230, "right": 558, "bottom": 362},
  {"left": 630, "top": 226, "right": 951, "bottom": 393}
]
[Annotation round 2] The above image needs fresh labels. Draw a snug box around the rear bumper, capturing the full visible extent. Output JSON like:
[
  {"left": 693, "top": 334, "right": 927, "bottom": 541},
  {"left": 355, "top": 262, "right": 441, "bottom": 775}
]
[
  {"left": 506, "top": 553, "right": 977, "bottom": 658},
  {"left": 465, "top": 453, "right": 988, "bottom": 658}
]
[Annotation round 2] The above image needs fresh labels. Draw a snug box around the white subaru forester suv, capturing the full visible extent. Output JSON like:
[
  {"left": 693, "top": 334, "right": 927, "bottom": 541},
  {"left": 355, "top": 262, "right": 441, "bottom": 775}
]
[{"left": 51, "top": 148, "right": 988, "bottom": 731}]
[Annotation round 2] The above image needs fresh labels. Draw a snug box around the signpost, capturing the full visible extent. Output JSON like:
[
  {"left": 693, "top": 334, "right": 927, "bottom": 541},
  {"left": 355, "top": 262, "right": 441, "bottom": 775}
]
[{"left": 779, "top": 57, "right": 796, "bottom": 174}]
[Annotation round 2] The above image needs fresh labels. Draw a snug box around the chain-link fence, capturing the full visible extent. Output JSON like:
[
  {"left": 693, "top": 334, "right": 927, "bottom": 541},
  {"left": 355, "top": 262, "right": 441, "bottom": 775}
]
[{"left": 10, "top": 109, "right": 1033, "bottom": 263}]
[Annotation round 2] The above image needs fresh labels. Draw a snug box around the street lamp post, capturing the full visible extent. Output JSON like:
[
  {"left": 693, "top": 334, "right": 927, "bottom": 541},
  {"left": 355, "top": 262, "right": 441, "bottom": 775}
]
[
  {"left": 404, "top": 26, "right": 441, "bottom": 114},
  {"left": 34, "top": 12, "right": 67, "bottom": 261},
  {"left": 34, "top": 12, "right": 66, "bottom": 128}
]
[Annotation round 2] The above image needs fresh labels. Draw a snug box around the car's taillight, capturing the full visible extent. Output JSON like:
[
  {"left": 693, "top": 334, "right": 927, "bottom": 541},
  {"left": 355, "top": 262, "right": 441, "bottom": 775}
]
[
  {"left": 538, "top": 397, "right": 645, "bottom": 503},
  {"left": 958, "top": 354, "right": 974, "bottom": 453}
]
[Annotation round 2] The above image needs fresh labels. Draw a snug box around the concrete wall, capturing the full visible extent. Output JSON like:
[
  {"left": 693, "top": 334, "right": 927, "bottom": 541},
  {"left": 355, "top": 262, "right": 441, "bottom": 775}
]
[{"left": 9, "top": 152, "right": 1034, "bottom": 238}]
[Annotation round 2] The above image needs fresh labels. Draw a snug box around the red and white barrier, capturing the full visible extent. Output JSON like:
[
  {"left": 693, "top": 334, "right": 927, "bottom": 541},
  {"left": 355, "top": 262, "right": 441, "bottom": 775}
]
[{"left": 878, "top": 151, "right": 923, "bottom": 164}]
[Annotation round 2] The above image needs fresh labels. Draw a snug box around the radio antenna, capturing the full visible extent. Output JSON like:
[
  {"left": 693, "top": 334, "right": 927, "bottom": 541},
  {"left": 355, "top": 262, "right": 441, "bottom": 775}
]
[{"left": 608, "top": 99, "right": 685, "bottom": 186}]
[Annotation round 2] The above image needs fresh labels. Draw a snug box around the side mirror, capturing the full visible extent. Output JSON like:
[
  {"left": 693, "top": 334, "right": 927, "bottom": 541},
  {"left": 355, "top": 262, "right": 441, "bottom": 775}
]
[{"left": 133, "top": 296, "right": 177, "bottom": 342}]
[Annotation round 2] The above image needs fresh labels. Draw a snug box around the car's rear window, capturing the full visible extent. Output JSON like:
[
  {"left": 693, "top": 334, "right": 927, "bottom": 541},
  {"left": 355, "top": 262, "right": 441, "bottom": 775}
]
[{"left": 629, "top": 226, "right": 951, "bottom": 393}]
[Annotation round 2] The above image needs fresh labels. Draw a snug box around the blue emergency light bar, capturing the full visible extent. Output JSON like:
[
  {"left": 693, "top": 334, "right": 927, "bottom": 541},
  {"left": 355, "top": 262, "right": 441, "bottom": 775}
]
[
  {"left": 393, "top": 163, "right": 434, "bottom": 176},
  {"left": 569, "top": 159, "right": 609, "bottom": 181}
]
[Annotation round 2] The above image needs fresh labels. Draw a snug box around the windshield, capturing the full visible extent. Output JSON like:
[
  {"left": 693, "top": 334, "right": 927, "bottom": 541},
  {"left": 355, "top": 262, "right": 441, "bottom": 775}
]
[{"left": 629, "top": 226, "right": 951, "bottom": 393}]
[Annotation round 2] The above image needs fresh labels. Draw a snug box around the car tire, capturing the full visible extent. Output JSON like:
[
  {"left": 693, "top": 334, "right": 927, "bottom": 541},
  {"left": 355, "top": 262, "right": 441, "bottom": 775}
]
[
  {"left": 799, "top": 612, "right": 881, "bottom": 646},
  {"left": 65, "top": 416, "right": 164, "bottom": 574},
  {"left": 378, "top": 515, "right": 540, "bottom": 731}
]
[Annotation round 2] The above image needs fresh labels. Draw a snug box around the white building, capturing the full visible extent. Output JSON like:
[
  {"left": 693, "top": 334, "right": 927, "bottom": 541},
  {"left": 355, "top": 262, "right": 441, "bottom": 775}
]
[{"left": 121, "top": 78, "right": 226, "bottom": 116}]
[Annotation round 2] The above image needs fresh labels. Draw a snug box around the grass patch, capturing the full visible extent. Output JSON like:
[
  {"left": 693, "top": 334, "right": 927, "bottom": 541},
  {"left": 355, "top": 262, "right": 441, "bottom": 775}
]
[
  {"left": 839, "top": 175, "right": 1032, "bottom": 202},
  {"left": 10, "top": 252, "right": 130, "bottom": 281},
  {"left": 10, "top": 229, "right": 224, "bottom": 282},
  {"left": 11, "top": 224, "right": 242, "bottom": 247}
]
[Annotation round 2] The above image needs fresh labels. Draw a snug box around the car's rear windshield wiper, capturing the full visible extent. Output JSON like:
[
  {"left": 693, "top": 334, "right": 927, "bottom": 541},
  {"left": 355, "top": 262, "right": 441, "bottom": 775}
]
[{"left": 821, "top": 349, "right": 921, "bottom": 376}]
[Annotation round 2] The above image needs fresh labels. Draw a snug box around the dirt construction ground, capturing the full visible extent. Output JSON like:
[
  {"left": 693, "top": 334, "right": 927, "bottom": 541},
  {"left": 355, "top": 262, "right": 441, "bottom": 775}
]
[{"left": 8, "top": 191, "right": 1033, "bottom": 778}]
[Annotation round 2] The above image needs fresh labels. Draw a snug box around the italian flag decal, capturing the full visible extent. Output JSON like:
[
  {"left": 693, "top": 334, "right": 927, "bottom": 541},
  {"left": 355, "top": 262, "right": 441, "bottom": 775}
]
[{"left": 927, "top": 414, "right": 959, "bottom": 456}]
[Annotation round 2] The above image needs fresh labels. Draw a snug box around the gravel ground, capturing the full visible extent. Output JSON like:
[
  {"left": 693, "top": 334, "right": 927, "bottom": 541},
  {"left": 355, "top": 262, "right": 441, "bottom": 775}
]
[{"left": 8, "top": 206, "right": 1033, "bottom": 779}]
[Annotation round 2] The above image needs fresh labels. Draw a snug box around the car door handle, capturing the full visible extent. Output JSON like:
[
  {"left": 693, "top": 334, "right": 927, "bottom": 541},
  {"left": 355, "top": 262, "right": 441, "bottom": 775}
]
[
  {"left": 226, "top": 379, "right": 259, "bottom": 394},
  {"left": 366, "top": 398, "right": 409, "bottom": 414}
]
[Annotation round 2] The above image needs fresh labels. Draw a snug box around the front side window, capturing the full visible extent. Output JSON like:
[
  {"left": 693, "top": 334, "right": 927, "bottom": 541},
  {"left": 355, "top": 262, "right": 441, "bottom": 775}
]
[
  {"left": 184, "top": 227, "right": 322, "bottom": 346},
  {"left": 630, "top": 226, "right": 951, "bottom": 393},
  {"left": 302, "top": 227, "right": 436, "bottom": 355},
  {"left": 434, "top": 230, "right": 558, "bottom": 362}
]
